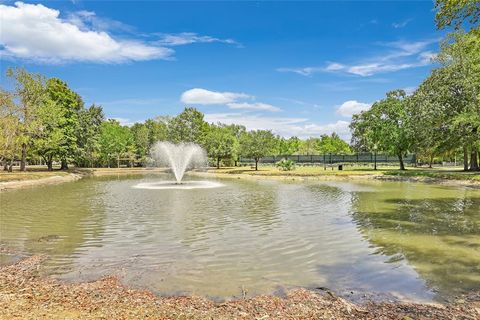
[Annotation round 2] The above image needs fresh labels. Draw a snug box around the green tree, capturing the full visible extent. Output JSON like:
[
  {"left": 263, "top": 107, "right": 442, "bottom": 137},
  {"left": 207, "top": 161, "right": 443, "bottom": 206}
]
[
  {"left": 351, "top": 90, "right": 413, "bottom": 170},
  {"left": 205, "top": 125, "right": 238, "bottom": 168},
  {"left": 32, "top": 99, "right": 66, "bottom": 170},
  {"left": 131, "top": 123, "right": 150, "bottom": 163},
  {"left": 0, "top": 89, "right": 21, "bottom": 171},
  {"left": 145, "top": 117, "right": 168, "bottom": 148},
  {"left": 317, "top": 133, "right": 352, "bottom": 154},
  {"left": 435, "top": 0, "right": 480, "bottom": 30},
  {"left": 167, "top": 107, "right": 208, "bottom": 145},
  {"left": 76, "top": 105, "right": 105, "bottom": 167},
  {"left": 46, "top": 78, "right": 83, "bottom": 170},
  {"left": 6, "top": 68, "right": 47, "bottom": 171},
  {"left": 239, "top": 130, "right": 277, "bottom": 170},
  {"left": 414, "top": 32, "right": 480, "bottom": 171},
  {"left": 98, "top": 120, "right": 135, "bottom": 168},
  {"left": 277, "top": 136, "right": 301, "bottom": 155},
  {"left": 299, "top": 137, "right": 320, "bottom": 155}
]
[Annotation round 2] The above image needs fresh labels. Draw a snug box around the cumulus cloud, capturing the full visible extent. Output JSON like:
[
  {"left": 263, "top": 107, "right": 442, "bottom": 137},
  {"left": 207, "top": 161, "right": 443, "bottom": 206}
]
[
  {"left": 336, "top": 100, "right": 371, "bottom": 117},
  {"left": 227, "top": 102, "right": 281, "bottom": 112},
  {"left": 278, "top": 39, "right": 438, "bottom": 77},
  {"left": 181, "top": 88, "right": 281, "bottom": 112},
  {"left": 181, "top": 88, "right": 251, "bottom": 105},
  {"left": 155, "top": 32, "right": 240, "bottom": 47},
  {"left": 0, "top": 2, "right": 173, "bottom": 63},
  {"left": 204, "top": 113, "right": 351, "bottom": 139}
]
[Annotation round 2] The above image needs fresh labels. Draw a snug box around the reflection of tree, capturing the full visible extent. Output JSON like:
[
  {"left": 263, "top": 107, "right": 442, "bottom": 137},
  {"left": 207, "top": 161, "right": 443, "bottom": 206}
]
[
  {"left": 0, "top": 179, "right": 106, "bottom": 273},
  {"left": 350, "top": 191, "right": 480, "bottom": 297}
]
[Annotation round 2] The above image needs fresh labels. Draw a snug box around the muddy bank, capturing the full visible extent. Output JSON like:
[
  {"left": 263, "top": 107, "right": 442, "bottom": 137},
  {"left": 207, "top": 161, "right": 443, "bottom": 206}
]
[
  {"left": 0, "top": 173, "right": 83, "bottom": 192},
  {"left": 0, "top": 256, "right": 479, "bottom": 319}
]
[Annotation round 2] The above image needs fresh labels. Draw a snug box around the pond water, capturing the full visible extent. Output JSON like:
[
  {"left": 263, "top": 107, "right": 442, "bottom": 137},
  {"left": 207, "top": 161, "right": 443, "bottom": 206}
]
[{"left": 1, "top": 175, "right": 479, "bottom": 301}]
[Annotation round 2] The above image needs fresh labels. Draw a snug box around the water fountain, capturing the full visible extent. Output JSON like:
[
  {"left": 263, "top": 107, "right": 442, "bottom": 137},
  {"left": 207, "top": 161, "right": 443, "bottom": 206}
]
[{"left": 133, "top": 141, "right": 223, "bottom": 190}]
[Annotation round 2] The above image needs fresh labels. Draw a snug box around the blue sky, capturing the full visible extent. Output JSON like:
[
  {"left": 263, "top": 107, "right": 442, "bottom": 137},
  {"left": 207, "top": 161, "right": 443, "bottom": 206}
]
[{"left": 0, "top": 1, "right": 443, "bottom": 139}]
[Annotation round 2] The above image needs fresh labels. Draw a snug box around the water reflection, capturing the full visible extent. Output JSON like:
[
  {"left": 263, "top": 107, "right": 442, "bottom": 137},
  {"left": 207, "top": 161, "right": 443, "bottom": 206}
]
[{"left": 350, "top": 184, "right": 480, "bottom": 298}]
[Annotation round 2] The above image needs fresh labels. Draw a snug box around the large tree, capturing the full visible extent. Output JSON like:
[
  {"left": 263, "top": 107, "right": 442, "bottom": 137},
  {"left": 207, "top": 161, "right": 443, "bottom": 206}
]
[
  {"left": 167, "top": 107, "right": 208, "bottom": 145},
  {"left": 98, "top": 120, "right": 135, "bottom": 168},
  {"left": 0, "top": 89, "right": 21, "bottom": 171},
  {"left": 414, "top": 32, "right": 480, "bottom": 171},
  {"left": 239, "top": 130, "right": 277, "bottom": 170},
  {"left": 6, "top": 68, "right": 47, "bottom": 171},
  {"left": 46, "top": 78, "right": 83, "bottom": 170},
  {"left": 205, "top": 125, "right": 238, "bottom": 168},
  {"left": 76, "top": 105, "right": 105, "bottom": 168},
  {"left": 32, "top": 99, "right": 66, "bottom": 171},
  {"left": 351, "top": 90, "right": 413, "bottom": 170}
]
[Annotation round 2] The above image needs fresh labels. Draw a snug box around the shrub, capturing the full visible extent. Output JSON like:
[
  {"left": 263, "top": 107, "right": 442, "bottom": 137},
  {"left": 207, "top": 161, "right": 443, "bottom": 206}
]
[{"left": 276, "top": 159, "right": 296, "bottom": 171}]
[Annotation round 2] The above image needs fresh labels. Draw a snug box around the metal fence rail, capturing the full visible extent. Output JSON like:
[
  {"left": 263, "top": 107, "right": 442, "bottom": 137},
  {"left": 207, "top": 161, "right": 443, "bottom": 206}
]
[{"left": 239, "top": 153, "right": 416, "bottom": 164}]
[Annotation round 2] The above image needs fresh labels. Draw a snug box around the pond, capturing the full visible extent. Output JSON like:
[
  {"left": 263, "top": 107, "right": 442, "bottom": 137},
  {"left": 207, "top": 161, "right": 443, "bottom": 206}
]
[{"left": 1, "top": 175, "right": 479, "bottom": 301}]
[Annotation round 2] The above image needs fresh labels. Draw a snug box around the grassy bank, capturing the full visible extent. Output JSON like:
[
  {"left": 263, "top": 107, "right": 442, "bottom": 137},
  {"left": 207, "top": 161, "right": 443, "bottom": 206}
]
[
  {"left": 206, "top": 165, "right": 480, "bottom": 182},
  {"left": 1, "top": 255, "right": 479, "bottom": 320}
]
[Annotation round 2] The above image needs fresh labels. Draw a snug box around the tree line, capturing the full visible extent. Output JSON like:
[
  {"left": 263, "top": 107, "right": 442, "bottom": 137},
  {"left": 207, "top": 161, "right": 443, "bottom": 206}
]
[{"left": 0, "top": 71, "right": 351, "bottom": 171}]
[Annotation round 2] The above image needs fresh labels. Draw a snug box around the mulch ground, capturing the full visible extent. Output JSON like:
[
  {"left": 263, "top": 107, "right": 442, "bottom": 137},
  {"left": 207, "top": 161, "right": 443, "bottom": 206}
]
[{"left": 1, "top": 256, "right": 479, "bottom": 319}]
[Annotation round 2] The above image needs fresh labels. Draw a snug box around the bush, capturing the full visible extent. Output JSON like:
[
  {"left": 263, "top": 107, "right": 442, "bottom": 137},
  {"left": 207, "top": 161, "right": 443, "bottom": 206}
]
[{"left": 276, "top": 159, "right": 296, "bottom": 171}]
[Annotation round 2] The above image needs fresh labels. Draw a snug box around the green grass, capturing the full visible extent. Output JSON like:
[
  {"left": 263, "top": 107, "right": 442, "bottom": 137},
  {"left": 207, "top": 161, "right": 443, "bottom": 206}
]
[{"left": 210, "top": 165, "right": 480, "bottom": 181}]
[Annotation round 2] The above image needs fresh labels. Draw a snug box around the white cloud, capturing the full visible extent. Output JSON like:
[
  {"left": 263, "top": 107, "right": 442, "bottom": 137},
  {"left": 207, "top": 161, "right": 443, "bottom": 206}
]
[
  {"left": 204, "top": 113, "right": 351, "bottom": 139},
  {"left": 155, "top": 32, "right": 240, "bottom": 46},
  {"left": 112, "top": 117, "right": 135, "bottom": 126},
  {"left": 181, "top": 88, "right": 251, "bottom": 105},
  {"left": 392, "top": 19, "right": 412, "bottom": 29},
  {"left": 278, "top": 39, "right": 438, "bottom": 77},
  {"left": 336, "top": 100, "right": 371, "bottom": 117},
  {"left": 276, "top": 67, "right": 324, "bottom": 76},
  {"left": 227, "top": 102, "right": 281, "bottom": 112},
  {"left": 325, "top": 62, "right": 346, "bottom": 71},
  {"left": 0, "top": 2, "right": 173, "bottom": 63}
]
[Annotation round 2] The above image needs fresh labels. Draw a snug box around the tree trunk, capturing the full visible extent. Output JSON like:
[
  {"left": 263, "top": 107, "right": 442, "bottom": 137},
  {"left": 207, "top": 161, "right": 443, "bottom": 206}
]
[
  {"left": 8, "top": 159, "right": 13, "bottom": 172},
  {"left": 398, "top": 154, "right": 405, "bottom": 170},
  {"left": 216, "top": 157, "right": 220, "bottom": 169},
  {"left": 20, "top": 143, "right": 27, "bottom": 171},
  {"left": 3, "top": 161, "right": 8, "bottom": 171},
  {"left": 470, "top": 148, "right": 479, "bottom": 171},
  {"left": 429, "top": 154, "right": 434, "bottom": 169},
  {"left": 117, "top": 155, "right": 120, "bottom": 168},
  {"left": 255, "top": 158, "right": 258, "bottom": 171},
  {"left": 463, "top": 146, "right": 469, "bottom": 171},
  {"left": 47, "top": 157, "right": 53, "bottom": 171},
  {"left": 60, "top": 158, "right": 68, "bottom": 170}
]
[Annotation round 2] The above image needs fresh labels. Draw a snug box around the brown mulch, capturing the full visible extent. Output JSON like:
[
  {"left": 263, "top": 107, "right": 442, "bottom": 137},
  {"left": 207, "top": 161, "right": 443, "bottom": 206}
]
[{"left": 1, "top": 256, "right": 479, "bottom": 319}]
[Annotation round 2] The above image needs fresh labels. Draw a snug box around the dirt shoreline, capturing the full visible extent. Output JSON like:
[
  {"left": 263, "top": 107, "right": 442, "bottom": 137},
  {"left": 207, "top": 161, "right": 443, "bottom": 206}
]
[
  {"left": 0, "top": 173, "right": 83, "bottom": 192},
  {"left": 0, "top": 255, "right": 479, "bottom": 319}
]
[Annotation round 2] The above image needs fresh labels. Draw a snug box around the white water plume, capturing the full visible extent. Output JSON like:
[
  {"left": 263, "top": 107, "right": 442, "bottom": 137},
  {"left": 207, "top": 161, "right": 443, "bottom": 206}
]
[{"left": 150, "top": 141, "right": 206, "bottom": 182}]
